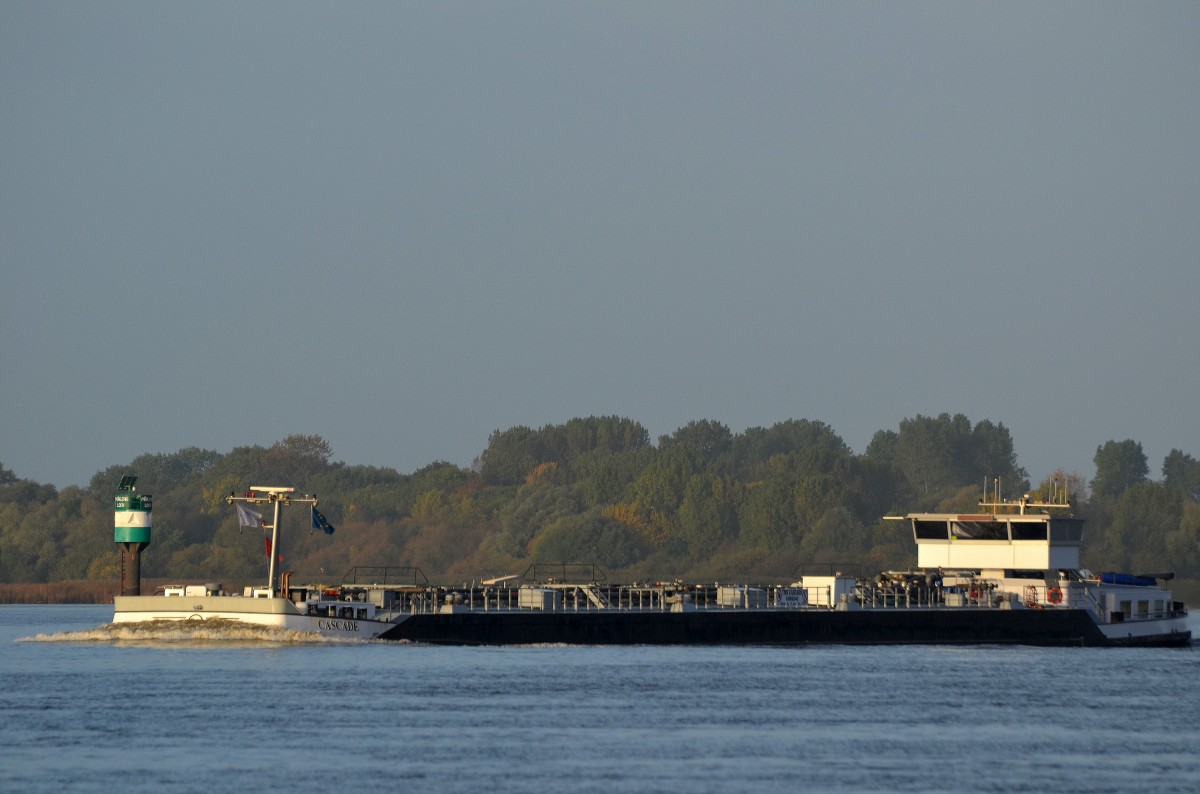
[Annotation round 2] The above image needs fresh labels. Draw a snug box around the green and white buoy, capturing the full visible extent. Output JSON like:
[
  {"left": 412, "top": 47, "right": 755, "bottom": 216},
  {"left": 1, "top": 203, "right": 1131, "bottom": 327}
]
[{"left": 114, "top": 475, "right": 152, "bottom": 596}]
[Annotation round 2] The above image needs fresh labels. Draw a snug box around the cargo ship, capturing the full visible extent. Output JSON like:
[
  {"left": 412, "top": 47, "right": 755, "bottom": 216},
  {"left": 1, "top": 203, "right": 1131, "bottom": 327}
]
[{"left": 111, "top": 483, "right": 1191, "bottom": 647}]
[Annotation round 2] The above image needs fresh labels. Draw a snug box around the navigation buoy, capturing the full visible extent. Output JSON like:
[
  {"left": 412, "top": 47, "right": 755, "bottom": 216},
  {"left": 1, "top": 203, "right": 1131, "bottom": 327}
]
[{"left": 114, "top": 475, "right": 152, "bottom": 596}]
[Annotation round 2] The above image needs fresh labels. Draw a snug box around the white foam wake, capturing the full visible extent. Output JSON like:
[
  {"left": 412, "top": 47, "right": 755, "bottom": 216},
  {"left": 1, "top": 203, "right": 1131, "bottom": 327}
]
[{"left": 19, "top": 618, "right": 365, "bottom": 646}]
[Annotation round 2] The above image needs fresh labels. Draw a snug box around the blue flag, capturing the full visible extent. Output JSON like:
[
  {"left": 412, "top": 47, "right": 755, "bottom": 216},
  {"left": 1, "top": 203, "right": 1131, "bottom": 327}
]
[{"left": 312, "top": 507, "right": 335, "bottom": 535}]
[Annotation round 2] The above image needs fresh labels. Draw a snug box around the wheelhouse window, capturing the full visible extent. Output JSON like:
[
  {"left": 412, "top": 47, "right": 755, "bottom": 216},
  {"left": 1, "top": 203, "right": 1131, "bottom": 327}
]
[
  {"left": 913, "top": 520, "right": 948, "bottom": 540},
  {"left": 1010, "top": 523, "right": 1048, "bottom": 541},
  {"left": 951, "top": 521, "right": 1008, "bottom": 540},
  {"left": 1049, "top": 519, "right": 1084, "bottom": 543}
]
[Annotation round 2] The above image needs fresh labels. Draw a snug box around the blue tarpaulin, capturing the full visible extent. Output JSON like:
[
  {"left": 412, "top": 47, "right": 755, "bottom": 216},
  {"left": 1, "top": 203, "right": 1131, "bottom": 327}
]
[{"left": 1098, "top": 572, "right": 1157, "bottom": 587}]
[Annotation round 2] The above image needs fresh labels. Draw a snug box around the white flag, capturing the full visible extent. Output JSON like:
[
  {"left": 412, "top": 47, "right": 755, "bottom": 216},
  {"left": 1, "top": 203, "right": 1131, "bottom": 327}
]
[{"left": 235, "top": 503, "right": 263, "bottom": 528}]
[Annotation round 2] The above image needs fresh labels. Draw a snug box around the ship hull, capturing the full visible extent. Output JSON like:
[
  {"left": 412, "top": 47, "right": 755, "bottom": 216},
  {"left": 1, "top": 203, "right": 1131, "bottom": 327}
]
[
  {"left": 112, "top": 595, "right": 394, "bottom": 639},
  {"left": 378, "top": 608, "right": 1191, "bottom": 648}
]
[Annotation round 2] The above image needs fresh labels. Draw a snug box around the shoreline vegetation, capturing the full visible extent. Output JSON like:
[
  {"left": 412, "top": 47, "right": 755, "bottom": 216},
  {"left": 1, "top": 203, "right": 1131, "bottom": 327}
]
[
  {"left": 0, "top": 579, "right": 233, "bottom": 605},
  {"left": 3, "top": 423, "right": 1198, "bottom": 605},
  {"left": 0, "top": 580, "right": 117, "bottom": 604},
  {"left": 3, "top": 578, "right": 1198, "bottom": 608}
]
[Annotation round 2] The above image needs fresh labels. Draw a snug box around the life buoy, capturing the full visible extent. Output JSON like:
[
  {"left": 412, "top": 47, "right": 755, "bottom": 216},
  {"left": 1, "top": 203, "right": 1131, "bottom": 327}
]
[{"left": 1047, "top": 586, "right": 1063, "bottom": 604}]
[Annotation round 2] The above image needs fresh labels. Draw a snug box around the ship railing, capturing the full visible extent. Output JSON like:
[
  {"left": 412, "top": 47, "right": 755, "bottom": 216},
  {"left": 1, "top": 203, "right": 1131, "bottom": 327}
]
[
  {"left": 371, "top": 582, "right": 1119, "bottom": 615},
  {"left": 521, "top": 562, "right": 607, "bottom": 585},
  {"left": 613, "top": 585, "right": 672, "bottom": 610},
  {"left": 453, "top": 585, "right": 521, "bottom": 612},
  {"left": 791, "top": 562, "right": 861, "bottom": 579},
  {"left": 541, "top": 583, "right": 613, "bottom": 611},
  {"left": 1017, "top": 583, "right": 1073, "bottom": 610},
  {"left": 1018, "top": 582, "right": 1122, "bottom": 623},
  {"left": 390, "top": 583, "right": 887, "bottom": 614},
  {"left": 354, "top": 581, "right": 1193, "bottom": 620},
  {"left": 854, "top": 583, "right": 1051, "bottom": 609},
  {"left": 1078, "top": 585, "right": 1107, "bottom": 622},
  {"left": 858, "top": 584, "right": 950, "bottom": 609},
  {"left": 392, "top": 581, "right": 1159, "bottom": 614},
  {"left": 340, "top": 566, "right": 428, "bottom": 587}
]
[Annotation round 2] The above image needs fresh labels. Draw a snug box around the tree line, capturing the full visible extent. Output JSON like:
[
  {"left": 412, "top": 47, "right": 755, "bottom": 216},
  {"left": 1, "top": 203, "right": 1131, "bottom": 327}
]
[{"left": 1, "top": 414, "right": 1198, "bottom": 587}]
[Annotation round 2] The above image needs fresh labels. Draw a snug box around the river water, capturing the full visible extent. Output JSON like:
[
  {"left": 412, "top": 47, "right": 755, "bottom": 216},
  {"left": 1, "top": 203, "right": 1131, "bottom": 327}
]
[{"left": 2, "top": 605, "right": 1197, "bottom": 793}]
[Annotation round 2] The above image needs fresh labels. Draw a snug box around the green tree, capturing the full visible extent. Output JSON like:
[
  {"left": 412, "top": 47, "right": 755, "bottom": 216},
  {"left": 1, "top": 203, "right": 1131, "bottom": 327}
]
[
  {"left": 130, "top": 447, "right": 221, "bottom": 493},
  {"left": 675, "top": 474, "right": 739, "bottom": 559},
  {"left": 892, "top": 415, "right": 957, "bottom": 496},
  {"left": 864, "top": 429, "right": 899, "bottom": 467},
  {"left": 1091, "top": 440, "right": 1149, "bottom": 502},
  {"left": 52, "top": 489, "right": 111, "bottom": 580},
  {"left": 888, "top": 414, "right": 1025, "bottom": 498},
  {"left": 307, "top": 463, "right": 406, "bottom": 522},
  {"left": 799, "top": 507, "right": 869, "bottom": 564},
  {"left": 262, "top": 434, "right": 333, "bottom": 486},
  {"left": 1103, "top": 482, "right": 1182, "bottom": 572},
  {"left": 1162, "top": 450, "right": 1200, "bottom": 502},
  {"left": 481, "top": 417, "right": 650, "bottom": 486},
  {"left": 0, "top": 477, "right": 57, "bottom": 507},
  {"left": 737, "top": 479, "right": 798, "bottom": 551},
  {"left": 531, "top": 512, "right": 650, "bottom": 570},
  {"left": 659, "top": 420, "right": 733, "bottom": 469},
  {"left": 479, "top": 426, "right": 540, "bottom": 484},
  {"left": 830, "top": 455, "right": 905, "bottom": 527},
  {"left": 14, "top": 417, "right": 1196, "bottom": 588},
  {"left": 629, "top": 447, "right": 697, "bottom": 516},
  {"left": 794, "top": 472, "right": 852, "bottom": 533},
  {"left": 1165, "top": 501, "right": 1200, "bottom": 577},
  {"left": 0, "top": 501, "right": 24, "bottom": 581},
  {"left": 572, "top": 448, "right": 648, "bottom": 507},
  {"left": 493, "top": 482, "right": 579, "bottom": 557},
  {"left": 968, "top": 419, "right": 1027, "bottom": 489},
  {"left": 0, "top": 496, "right": 74, "bottom": 581},
  {"left": 549, "top": 416, "right": 650, "bottom": 463},
  {"left": 734, "top": 420, "right": 849, "bottom": 471}
]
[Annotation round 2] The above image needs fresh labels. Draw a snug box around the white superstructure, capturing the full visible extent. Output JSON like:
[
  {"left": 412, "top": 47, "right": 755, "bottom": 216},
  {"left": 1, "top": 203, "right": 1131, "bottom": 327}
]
[{"left": 896, "top": 493, "right": 1189, "bottom": 645}]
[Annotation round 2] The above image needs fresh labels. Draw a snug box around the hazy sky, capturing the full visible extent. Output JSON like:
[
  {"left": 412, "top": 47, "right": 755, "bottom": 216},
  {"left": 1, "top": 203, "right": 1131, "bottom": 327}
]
[{"left": 3, "top": 2, "right": 1198, "bottom": 490}]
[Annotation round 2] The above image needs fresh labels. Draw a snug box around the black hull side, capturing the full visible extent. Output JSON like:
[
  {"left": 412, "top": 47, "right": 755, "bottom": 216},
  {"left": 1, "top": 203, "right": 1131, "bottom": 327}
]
[{"left": 378, "top": 608, "right": 1189, "bottom": 647}]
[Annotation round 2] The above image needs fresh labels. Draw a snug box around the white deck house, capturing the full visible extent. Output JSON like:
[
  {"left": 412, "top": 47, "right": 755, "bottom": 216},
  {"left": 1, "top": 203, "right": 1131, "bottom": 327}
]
[{"left": 908, "top": 511, "right": 1083, "bottom": 574}]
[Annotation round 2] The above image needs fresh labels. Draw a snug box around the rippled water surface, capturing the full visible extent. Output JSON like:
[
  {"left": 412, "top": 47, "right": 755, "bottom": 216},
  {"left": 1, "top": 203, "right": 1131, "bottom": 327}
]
[{"left": 2, "top": 605, "right": 1197, "bottom": 793}]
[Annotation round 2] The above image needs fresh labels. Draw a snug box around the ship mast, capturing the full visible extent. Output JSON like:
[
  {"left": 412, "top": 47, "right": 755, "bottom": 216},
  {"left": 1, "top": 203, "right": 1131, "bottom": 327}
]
[
  {"left": 226, "top": 486, "right": 318, "bottom": 597},
  {"left": 977, "top": 477, "right": 1072, "bottom": 514}
]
